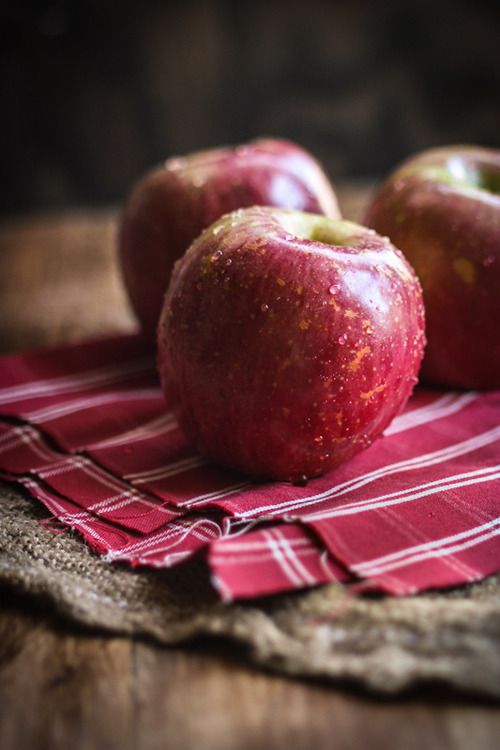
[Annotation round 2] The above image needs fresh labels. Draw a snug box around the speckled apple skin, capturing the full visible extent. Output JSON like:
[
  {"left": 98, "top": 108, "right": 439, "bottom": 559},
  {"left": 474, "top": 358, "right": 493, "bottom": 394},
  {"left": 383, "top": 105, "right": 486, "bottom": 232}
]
[
  {"left": 157, "top": 206, "right": 425, "bottom": 482},
  {"left": 365, "top": 146, "right": 500, "bottom": 389},
  {"left": 119, "top": 138, "right": 340, "bottom": 339}
]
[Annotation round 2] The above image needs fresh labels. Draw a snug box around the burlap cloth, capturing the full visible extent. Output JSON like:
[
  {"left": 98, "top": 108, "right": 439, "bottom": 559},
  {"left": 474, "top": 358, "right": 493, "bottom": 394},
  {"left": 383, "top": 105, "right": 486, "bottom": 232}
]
[{"left": 2, "top": 483, "right": 500, "bottom": 698}]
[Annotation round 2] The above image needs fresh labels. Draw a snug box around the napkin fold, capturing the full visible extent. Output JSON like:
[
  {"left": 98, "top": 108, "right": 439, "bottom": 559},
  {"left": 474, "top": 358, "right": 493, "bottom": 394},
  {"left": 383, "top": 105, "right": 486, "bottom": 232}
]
[{"left": 0, "top": 334, "right": 498, "bottom": 600}]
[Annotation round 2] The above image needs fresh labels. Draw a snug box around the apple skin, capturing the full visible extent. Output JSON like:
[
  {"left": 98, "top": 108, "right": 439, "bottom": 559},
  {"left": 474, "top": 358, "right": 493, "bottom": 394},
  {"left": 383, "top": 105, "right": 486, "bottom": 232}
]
[
  {"left": 119, "top": 138, "right": 340, "bottom": 339},
  {"left": 157, "top": 206, "right": 425, "bottom": 482},
  {"left": 364, "top": 145, "right": 500, "bottom": 389}
]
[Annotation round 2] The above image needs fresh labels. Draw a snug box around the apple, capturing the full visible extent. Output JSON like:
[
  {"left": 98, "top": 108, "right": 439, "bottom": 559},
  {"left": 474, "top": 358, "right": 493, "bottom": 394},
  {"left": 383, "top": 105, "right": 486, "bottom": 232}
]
[
  {"left": 157, "top": 206, "right": 425, "bottom": 482},
  {"left": 119, "top": 138, "right": 340, "bottom": 339},
  {"left": 364, "top": 145, "right": 500, "bottom": 389}
]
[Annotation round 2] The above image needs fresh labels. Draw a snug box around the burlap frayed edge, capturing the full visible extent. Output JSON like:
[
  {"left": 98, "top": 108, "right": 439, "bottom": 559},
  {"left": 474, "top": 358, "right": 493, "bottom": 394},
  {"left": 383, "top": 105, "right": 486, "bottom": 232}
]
[{"left": 2, "top": 483, "right": 500, "bottom": 699}]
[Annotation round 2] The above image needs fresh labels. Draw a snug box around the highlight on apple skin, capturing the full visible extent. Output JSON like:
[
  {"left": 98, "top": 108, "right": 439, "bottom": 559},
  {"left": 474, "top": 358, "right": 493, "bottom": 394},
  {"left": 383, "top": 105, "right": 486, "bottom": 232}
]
[
  {"left": 157, "top": 206, "right": 425, "bottom": 482},
  {"left": 119, "top": 138, "right": 340, "bottom": 339},
  {"left": 364, "top": 145, "right": 500, "bottom": 389}
]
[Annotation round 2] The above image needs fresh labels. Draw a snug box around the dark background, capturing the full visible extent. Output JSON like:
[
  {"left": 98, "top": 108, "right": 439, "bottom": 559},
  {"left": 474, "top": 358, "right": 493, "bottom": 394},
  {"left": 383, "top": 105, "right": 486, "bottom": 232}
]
[{"left": 2, "top": 0, "right": 500, "bottom": 214}]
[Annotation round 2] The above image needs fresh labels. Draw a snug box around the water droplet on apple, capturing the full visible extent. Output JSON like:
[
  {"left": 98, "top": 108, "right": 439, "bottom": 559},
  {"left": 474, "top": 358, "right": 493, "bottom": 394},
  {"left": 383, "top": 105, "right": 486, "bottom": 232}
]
[
  {"left": 483, "top": 255, "right": 495, "bottom": 267},
  {"left": 313, "top": 435, "right": 324, "bottom": 444},
  {"left": 167, "top": 157, "right": 185, "bottom": 170},
  {"left": 225, "top": 258, "right": 233, "bottom": 267},
  {"left": 211, "top": 249, "right": 223, "bottom": 263},
  {"left": 337, "top": 333, "right": 348, "bottom": 345},
  {"left": 261, "top": 303, "right": 269, "bottom": 312},
  {"left": 293, "top": 474, "right": 309, "bottom": 487},
  {"left": 328, "top": 284, "right": 339, "bottom": 295}
]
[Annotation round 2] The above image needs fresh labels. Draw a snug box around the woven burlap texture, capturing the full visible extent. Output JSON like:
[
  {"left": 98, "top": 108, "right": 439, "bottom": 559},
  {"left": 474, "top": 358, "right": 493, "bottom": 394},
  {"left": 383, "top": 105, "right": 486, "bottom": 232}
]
[{"left": 1, "top": 484, "right": 500, "bottom": 698}]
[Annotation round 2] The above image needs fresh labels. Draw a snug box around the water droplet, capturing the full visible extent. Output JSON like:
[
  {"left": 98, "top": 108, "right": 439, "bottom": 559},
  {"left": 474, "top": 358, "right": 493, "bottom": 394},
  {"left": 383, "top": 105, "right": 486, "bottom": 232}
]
[
  {"left": 167, "top": 157, "right": 185, "bottom": 170},
  {"left": 293, "top": 474, "right": 309, "bottom": 487},
  {"left": 261, "top": 303, "right": 269, "bottom": 312},
  {"left": 211, "top": 249, "right": 223, "bottom": 263},
  {"left": 328, "top": 284, "right": 339, "bottom": 295},
  {"left": 337, "top": 333, "right": 348, "bottom": 345},
  {"left": 313, "top": 435, "right": 324, "bottom": 444},
  {"left": 483, "top": 255, "right": 495, "bottom": 267},
  {"left": 225, "top": 258, "right": 232, "bottom": 267}
]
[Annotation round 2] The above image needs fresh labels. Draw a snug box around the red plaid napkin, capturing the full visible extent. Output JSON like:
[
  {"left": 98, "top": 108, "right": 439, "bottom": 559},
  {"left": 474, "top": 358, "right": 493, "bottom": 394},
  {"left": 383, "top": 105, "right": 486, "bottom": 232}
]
[{"left": 1, "top": 334, "right": 499, "bottom": 600}]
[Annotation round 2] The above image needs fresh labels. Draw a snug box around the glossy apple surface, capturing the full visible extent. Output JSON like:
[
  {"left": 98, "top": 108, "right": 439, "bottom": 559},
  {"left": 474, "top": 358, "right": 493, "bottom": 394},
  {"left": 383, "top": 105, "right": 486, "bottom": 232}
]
[
  {"left": 119, "top": 138, "right": 340, "bottom": 339},
  {"left": 157, "top": 206, "right": 425, "bottom": 482},
  {"left": 365, "top": 145, "right": 500, "bottom": 389}
]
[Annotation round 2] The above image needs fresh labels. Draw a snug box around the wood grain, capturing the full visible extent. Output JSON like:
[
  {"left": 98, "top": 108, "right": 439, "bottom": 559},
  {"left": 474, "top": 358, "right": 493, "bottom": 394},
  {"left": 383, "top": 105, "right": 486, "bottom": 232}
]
[
  {"left": 1, "top": 594, "right": 499, "bottom": 750},
  {"left": 0, "top": 190, "right": 499, "bottom": 750}
]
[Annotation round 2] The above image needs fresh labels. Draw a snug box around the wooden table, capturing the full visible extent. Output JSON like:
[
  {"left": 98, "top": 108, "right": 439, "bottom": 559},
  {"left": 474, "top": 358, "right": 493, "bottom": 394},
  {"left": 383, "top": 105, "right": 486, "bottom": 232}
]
[{"left": 1, "top": 190, "right": 499, "bottom": 750}]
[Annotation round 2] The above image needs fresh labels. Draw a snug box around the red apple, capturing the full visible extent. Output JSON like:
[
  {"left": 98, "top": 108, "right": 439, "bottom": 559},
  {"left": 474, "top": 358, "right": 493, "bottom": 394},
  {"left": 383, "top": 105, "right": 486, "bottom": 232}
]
[
  {"left": 157, "top": 206, "right": 425, "bottom": 482},
  {"left": 119, "top": 138, "right": 340, "bottom": 339},
  {"left": 364, "top": 145, "right": 500, "bottom": 389}
]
